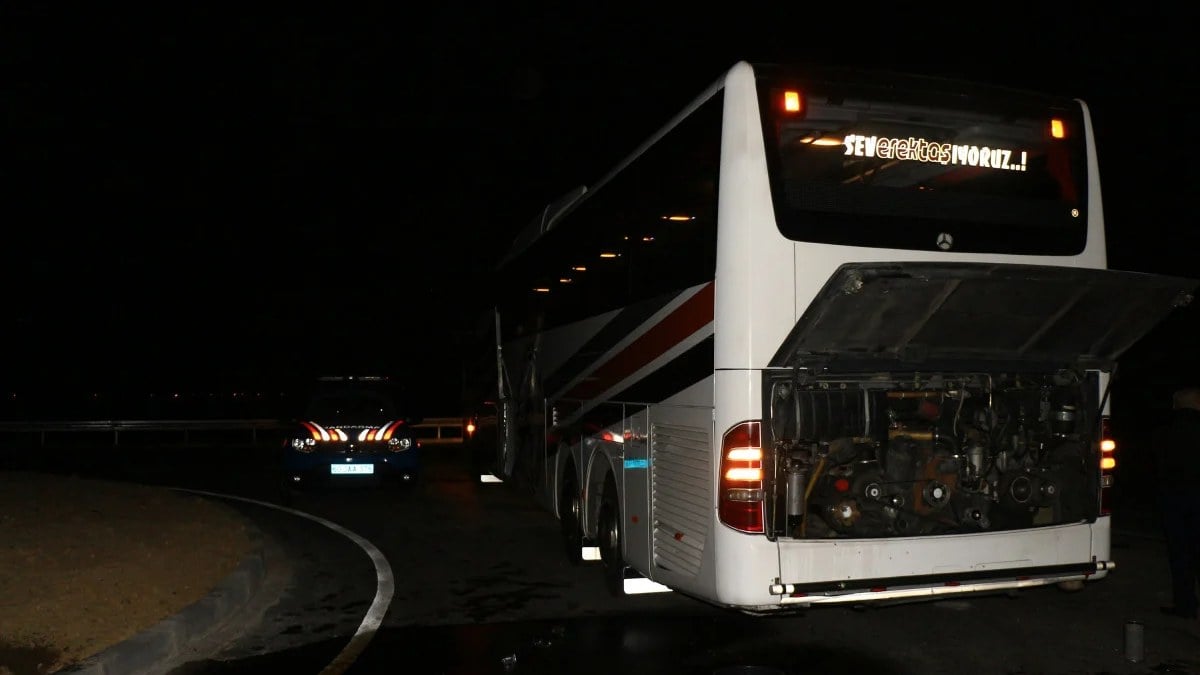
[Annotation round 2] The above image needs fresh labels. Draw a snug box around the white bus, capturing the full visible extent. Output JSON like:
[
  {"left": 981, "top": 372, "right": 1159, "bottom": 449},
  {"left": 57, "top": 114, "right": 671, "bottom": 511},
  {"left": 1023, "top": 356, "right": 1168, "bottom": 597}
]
[{"left": 485, "top": 61, "right": 1196, "bottom": 613}]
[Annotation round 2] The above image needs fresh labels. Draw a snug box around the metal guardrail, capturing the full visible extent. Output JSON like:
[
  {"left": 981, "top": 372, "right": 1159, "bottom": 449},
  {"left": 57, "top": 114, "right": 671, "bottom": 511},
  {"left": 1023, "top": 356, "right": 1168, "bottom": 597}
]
[
  {"left": 409, "top": 417, "right": 469, "bottom": 446},
  {"left": 0, "top": 417, "right": 469, "bottom": 447}
]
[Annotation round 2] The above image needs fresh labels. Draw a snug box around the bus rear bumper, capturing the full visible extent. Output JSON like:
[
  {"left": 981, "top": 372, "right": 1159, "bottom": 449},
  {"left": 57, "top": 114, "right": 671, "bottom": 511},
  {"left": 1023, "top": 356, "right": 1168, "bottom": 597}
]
[{"left": 770, "top": 559, "right": 1115, "bottom": 607}]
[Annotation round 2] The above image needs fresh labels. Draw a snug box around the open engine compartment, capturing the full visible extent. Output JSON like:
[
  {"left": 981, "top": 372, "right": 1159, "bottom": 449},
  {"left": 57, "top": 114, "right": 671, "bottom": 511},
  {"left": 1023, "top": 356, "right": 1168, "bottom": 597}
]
[{"left": 763, "top": 369, "right": 1102, "bottom": 539}]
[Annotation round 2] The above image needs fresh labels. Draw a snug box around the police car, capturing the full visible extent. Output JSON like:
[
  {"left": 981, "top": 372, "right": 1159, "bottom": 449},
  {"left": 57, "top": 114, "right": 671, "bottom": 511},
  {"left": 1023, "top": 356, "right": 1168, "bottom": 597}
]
[{"left": 281, "top": 376, "right": 421, "bottom": 498}]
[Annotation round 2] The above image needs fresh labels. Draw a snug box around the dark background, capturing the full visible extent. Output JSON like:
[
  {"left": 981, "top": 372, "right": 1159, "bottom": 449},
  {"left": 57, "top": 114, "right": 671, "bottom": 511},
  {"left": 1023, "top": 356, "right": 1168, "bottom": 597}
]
[{"left": 3, "top": 5, "right": 1198, "bottom": 419}]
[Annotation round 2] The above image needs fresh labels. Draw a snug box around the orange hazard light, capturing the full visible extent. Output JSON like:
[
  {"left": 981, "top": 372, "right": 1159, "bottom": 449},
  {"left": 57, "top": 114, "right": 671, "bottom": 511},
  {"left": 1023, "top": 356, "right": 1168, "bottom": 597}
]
[{"left": 783, "top": 90, "right": 803, "bottom": 114}]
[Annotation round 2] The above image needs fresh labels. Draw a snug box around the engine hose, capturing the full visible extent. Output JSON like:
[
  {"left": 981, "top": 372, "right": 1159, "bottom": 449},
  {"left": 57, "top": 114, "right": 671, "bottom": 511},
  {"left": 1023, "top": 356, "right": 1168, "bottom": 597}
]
[{"left": 799, "top": 456, "right": 827, "bottom": 537}]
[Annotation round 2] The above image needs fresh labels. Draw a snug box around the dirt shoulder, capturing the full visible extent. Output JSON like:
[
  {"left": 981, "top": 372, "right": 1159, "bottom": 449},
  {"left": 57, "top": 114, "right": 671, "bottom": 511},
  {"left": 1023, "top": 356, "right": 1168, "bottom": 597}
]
[{"left": 0, "top": 472, "right": 254, "bottom": 675}]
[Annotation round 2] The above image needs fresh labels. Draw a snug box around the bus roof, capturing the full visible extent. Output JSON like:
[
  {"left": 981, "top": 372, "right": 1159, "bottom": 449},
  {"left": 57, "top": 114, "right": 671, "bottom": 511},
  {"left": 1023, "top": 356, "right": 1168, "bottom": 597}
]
[{"left": 498, "top": 185, "right": 587, "bottom": 269}]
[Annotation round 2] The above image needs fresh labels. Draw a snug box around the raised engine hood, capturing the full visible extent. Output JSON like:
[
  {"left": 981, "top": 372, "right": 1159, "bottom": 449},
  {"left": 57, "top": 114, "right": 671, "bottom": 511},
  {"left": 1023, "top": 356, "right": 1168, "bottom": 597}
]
[{"left": 772, "top": 262, "right": 1197, "bottom": 370}]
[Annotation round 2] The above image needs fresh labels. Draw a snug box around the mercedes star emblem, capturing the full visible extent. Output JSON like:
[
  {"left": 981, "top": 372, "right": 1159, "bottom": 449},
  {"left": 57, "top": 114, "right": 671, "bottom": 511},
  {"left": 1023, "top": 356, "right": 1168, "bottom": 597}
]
[{"left": 936, "top": 232, "right": 954, "bottom": 250}]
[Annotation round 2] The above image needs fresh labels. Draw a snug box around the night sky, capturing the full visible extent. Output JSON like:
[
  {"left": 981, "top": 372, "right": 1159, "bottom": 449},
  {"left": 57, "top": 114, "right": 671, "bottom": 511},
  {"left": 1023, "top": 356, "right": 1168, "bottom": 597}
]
[{"left": 4, "top": 5, "right": 1198, "bottom": 416}]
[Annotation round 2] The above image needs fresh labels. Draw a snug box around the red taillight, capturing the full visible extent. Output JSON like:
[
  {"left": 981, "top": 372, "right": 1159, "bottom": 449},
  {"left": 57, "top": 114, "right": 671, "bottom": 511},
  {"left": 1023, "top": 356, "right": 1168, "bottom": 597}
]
[
  {"left": 1100, "top": 416, "right": 1115, "bottom": 514},
  {"left": 719, "top": 420, "right": 765, "bottom": 534}
]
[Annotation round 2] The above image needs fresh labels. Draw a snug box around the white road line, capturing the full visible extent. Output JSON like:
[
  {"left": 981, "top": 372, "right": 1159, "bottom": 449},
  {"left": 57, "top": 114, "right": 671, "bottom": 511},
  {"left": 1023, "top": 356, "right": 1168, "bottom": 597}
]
[{"left": 177, "top": 489, "right": 394, "bottom": 675}]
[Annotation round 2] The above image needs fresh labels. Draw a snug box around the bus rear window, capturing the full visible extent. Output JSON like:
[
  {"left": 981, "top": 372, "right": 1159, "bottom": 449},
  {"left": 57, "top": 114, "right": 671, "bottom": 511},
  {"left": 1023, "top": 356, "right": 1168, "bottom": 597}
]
[{"left": 760, "top": 74, "right": 1088, "bottom": 255}]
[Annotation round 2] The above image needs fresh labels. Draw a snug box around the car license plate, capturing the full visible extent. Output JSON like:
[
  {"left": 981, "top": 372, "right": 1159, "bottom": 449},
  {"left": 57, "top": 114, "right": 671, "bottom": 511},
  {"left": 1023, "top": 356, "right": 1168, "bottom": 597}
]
[{"left": 330, "top": 464, "right": 374, "bottom": 475}]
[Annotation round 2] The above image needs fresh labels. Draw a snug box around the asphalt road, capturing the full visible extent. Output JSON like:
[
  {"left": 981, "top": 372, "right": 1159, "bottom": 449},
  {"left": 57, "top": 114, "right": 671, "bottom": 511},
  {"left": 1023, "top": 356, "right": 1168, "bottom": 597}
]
[{"left": 5, "top": 437, "right": 1199, "bottom": 675}]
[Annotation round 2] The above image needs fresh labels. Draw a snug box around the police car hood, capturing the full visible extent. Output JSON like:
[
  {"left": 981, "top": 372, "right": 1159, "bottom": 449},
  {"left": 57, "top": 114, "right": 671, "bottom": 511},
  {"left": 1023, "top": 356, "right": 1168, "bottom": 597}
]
[{"left": 771, "top": 262, "right": 1197, "bottom": 370}]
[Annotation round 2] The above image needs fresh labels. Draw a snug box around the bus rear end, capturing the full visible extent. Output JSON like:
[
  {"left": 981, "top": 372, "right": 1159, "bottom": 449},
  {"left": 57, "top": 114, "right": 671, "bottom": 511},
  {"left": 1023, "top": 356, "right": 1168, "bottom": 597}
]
[
  {"left": 706, "top": 64, "right": 1197, "bottom": 609},
  {"left": 752, "top": 262, "right": 1193, "bottom": 607}
]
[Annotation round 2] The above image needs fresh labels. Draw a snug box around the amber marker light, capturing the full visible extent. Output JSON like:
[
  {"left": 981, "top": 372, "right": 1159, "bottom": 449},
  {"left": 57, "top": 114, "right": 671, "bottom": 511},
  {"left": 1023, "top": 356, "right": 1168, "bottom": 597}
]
[
  {"left": 1100, "top": 438, "right": 1117, "bottom": 470},
  {"left": 1050, "top": 118, "right": 1066, "bottom": 139},
  {"left": 783, "top": 90, "right": 803, "bottom": 113}
]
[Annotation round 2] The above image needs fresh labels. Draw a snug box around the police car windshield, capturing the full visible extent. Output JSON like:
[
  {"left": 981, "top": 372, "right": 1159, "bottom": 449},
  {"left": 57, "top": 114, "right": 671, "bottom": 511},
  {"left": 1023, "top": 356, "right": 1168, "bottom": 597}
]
[{"left": 304, "top": 390, "right": 400, "bottom": 423}]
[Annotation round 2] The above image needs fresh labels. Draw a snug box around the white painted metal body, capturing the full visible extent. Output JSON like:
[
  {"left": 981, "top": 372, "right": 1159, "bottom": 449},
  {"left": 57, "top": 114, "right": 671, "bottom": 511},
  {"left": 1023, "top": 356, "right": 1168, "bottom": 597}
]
[{"left": 500, "top": 60, "right": 1122, "bottom": 612}]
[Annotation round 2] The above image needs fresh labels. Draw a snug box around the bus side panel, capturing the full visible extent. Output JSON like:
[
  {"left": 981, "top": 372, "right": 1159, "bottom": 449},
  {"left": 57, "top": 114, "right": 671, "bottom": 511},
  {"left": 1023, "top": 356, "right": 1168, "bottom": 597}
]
[
  {"left": 641, "top": 386, "right": 719, "bottom": 597},
  {"left": 704, "top": 63, "right": 796, "bottom": 607},
  {"left": 714, "top": 61, "right": 799, "bottom": 372},
  {"left": 647, "top": 406, "right": 711, "bottom": 581},
  {"left": 707, "top": 368, "right": 785, "bottom": 608},
  {"left": 622, "top": 405, "right": 651, "bottom": 574},
  {"left": 1079, "top": 99, "right": 1108, "bottom": 266}
]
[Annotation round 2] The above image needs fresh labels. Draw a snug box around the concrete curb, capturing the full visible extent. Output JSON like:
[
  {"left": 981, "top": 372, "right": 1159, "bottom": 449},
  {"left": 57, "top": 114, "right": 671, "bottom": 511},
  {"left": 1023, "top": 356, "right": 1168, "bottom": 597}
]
[{"left": 62, "top": 521, "right": 267, "bottom": 675}]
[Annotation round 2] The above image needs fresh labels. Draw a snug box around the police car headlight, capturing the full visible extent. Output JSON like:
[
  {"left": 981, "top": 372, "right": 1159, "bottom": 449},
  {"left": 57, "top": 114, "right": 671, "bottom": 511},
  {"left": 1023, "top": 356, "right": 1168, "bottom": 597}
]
[
  {"left": 292, "top": 438, "right": 317, "bottom": 452},
  {"left": 388, "top": 437, "right": 412, "bottom": 451}
]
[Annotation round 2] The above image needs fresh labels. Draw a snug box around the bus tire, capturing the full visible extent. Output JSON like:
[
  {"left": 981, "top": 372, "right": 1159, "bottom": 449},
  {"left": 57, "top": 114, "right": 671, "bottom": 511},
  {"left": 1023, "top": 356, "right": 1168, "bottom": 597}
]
[
  {"left": 560, "top": 469, "right": 583, "bottom": 565},
  {"left": 598, "top": 479, "right": 625, "bottom": 597}
]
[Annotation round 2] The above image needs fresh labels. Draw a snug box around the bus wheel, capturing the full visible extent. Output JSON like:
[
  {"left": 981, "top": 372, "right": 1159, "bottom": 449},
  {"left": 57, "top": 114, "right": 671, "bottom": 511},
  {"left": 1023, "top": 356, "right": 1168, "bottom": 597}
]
[
  {"left": 598, "top": 480, "right": 625, "bottom": 597},
  {"left": 560, "top": 470, "right": 583, "bottom": 565}
]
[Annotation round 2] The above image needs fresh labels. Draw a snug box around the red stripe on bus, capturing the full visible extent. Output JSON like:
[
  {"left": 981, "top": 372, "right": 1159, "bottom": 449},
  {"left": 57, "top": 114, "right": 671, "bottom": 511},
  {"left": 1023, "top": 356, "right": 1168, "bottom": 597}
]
[{"left": 565, "top": 283, "right": 714, "bottom": 400}]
